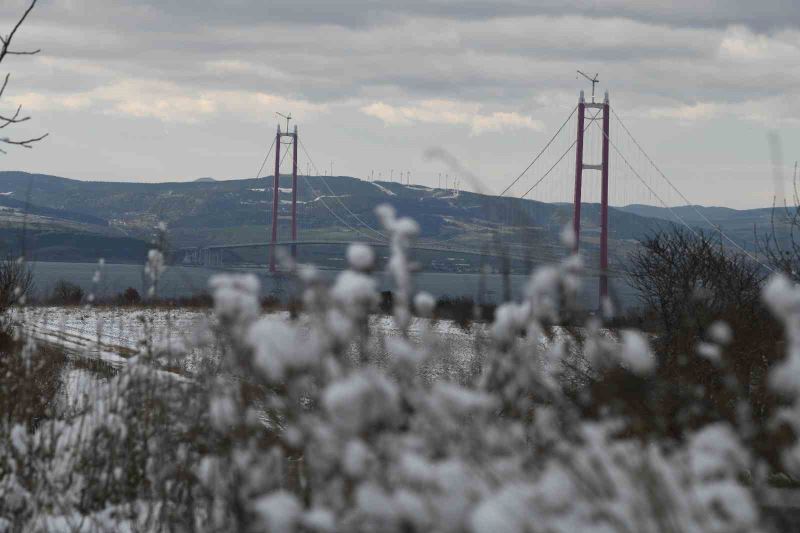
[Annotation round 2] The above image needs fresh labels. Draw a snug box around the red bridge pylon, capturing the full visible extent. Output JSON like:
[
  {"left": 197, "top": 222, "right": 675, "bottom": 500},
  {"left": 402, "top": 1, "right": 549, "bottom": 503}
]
[
  {"left": 270, "top": 123, "right": 299, "bottom": 272},
  {"left": 572, "top": 89, "right": 610, "bottom": 306}
]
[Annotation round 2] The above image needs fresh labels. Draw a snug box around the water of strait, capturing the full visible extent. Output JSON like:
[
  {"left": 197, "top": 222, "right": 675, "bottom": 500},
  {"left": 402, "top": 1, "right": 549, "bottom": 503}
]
[{"left": 26, "top": 261, "right": 640, "bottom": 311}]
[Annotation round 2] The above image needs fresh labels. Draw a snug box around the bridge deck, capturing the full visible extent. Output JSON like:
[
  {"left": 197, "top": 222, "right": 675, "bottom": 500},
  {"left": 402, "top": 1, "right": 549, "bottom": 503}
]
[{"left": 180, "top": 241, "right": 621, "bottom": 276}]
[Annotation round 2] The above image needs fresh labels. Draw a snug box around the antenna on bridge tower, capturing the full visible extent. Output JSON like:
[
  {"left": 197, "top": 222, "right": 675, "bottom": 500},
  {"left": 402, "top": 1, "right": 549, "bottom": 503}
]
[
  {"left": 576, "top": 70, "right": 600, "bottom": 103},
  {"left": 276, "top": 112, "right": 292, "bottom": 132}
]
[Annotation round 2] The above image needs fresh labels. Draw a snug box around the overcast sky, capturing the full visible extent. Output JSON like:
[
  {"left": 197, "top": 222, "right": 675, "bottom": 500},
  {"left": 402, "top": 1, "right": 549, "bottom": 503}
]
[{"left": 0, "top": 0, "right": 798, "bottom": 208}]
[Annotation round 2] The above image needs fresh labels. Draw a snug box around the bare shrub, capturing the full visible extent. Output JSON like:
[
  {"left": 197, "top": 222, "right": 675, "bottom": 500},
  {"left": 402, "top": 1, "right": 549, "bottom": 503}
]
[
  {"left": 119, "top": 287, "right": 141, "bottom": 306},
  {"left": 0, "top": 256, "right": 32, "bottom": 308},
  {"left": 433, "top": 296, "right": 497, "bottom": 329},
  {"left": 627, "top": 228, "right": 765, "bottom": 336},
  {"left": 50, "top": 280, "right": 84, "bottom": 305},
  {"left": 0, "top": 256, "right": 33, "bottom": 344},
  {"left": 0, "top": 341, "right": 65, "bottom": 430},
  {"left": 624, "top": 228, "right": 783, "bottom": 444}
]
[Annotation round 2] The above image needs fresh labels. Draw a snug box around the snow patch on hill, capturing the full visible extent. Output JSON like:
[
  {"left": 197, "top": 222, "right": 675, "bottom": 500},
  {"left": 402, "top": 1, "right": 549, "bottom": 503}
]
[{"left": 370, "top": 182, "right": 396, "bottom": 196}]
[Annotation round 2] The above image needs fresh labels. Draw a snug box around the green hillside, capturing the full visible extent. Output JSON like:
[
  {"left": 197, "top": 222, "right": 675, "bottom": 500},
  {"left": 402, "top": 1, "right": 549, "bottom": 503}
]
[{"left": 0, "top": 171, "right": 745, "bottom": 268}]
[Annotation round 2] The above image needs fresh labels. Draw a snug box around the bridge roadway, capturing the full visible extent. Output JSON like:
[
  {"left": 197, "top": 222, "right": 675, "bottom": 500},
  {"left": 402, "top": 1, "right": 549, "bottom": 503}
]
[
  {"left": 184, "top": 240, "right": 550, "bottom": 262},
  {"left": 180, "top": 240, "right": 620, "bottom": 276}
]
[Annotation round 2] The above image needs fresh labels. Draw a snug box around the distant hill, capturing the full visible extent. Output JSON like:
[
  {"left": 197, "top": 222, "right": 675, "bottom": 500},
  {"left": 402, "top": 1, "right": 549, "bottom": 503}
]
[
  {"left": 619, "top": 204, "right": 773, "bottom": 224},
  {"left": 0, "top": 195, "right": 107, "bottom": 226},
  {"left": 0, "top": 230, "right": 151, "bottom": 263},
  {"left": 0, "top": 170, "right": 773, "bottom": 267},
  {"left": 618, "top": 204, "right": 783, "bottom": 252}
]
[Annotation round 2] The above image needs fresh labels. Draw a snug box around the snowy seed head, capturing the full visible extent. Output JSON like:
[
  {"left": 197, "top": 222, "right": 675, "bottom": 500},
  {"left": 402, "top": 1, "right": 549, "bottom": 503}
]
[
  {"left": 347, "top": 243, "right": 375, "bottom": 271},
  {"left": 374, "top": 203, "right": 397, "bottom": 226},
  {"left": 526, "top": 266, "right": 562, "bottom": 321},
  {"left": 209, "top": 396, "right": 237, "bottom": 431},
  {"left": 769, "top": 353, "right": 800, "bottom": 397},
  {"left": 763, "top": 274, "right": 800, "bottom": 322},
  {"left": 343, "top": 439, "right": 371, "bottom": 477},
  {"left": 491, "top": 301, "right": 531, "bottom": 342},
  {"left": 708, "top": 321, "right": 733, "bottom": 345},
  {"left": 299, "top": 264, "right": 319, "bottom": 283},
  {"left": 601, "top": 295, "right": 614, "bottom": 320},
  {"left": 560, "top": 223, "right": 577, "bottom": 248},
  {"left": 247, "top": 318, "right": 317, "bottom": 381},
  {"left": 253, "top": 491, "right": 301, "bottom": 533},
  {"left": 302, "top": 508, "right": 335, "bottom": 532},
  {"left": 209, "top": 273, "right": 261, "bottom": 324},
  {"left": 414, "top": 291, "right": 436, "bottom": 317},
  {"left": 323, "top": 369, "right": 400, "bottom": 434},
  {"left": 394, "top": 217, "right": 420, "bottom": 239},
  {"left": 331, "top": 270, "right": 378, "bottom": 310},
  {"left": 619, "top": 330, "right": 656, "bottom": 375},
  {"left": 144, "top": 249, "right": 166, "bottom": 281},
  {"left": 697, "top": 341, "right": 722, "bottom": 364}
]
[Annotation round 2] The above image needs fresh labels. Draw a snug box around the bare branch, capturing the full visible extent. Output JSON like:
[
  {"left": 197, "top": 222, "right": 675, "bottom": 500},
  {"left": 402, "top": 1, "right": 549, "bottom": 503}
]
[
  {"left": 758, "top": 165, "right": 800, "bottom": 279},
  {"left": 0, "top": 0, "right": 38, "bottom": 65},
  {"left": 0, "top": 104, "right": 30, "bottom": 128},
  {"left": 0, "top": 1, "right": 47, "bottom": 153},
  {"left": 0, "top": 73, "right": 9, "bottom": 99},
  {"left": 1, "top": 132, "right": 48, "bottom": 149},
  {"left": 5, "top": 48, "right": 40, "bottom": 56}
]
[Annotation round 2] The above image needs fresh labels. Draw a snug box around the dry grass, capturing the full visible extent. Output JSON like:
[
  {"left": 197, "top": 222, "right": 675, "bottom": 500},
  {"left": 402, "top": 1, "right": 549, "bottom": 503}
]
[{"left": 0, "top": 337, "right": 67, "bottom": 430}]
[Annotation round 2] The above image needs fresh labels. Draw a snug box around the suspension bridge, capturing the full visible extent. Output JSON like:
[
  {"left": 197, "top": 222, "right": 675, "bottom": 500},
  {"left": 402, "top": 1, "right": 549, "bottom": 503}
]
[{"left": 181, "top": 88, "right": 769, "bottom": 307}]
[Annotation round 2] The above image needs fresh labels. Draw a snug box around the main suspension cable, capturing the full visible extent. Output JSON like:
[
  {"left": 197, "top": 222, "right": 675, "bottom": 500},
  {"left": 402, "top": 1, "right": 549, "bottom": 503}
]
[
  {"left": 299, "top": 138, "right": 388, "bottom": 242},
  {"left": 253, "top": 136, "right": 276, "bottom": 180},
  {"left": 520, "top": 108, "right": 601, "bottom": 199},
  {"left": 498, "top": 105, "right": 578, "bottom": 197},
  {"left": 609, "top": 106, "right": 773, "bottom": 272}
]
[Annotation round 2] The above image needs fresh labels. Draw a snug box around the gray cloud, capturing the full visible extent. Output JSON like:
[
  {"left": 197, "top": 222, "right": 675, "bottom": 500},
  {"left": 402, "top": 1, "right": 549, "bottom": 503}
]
[
  {"left": 3, "top": 4, "right": 794, "bottom": 110},
  {"left": 27, "top": 0, "right": 800, "bottom": 32},
  {"left": 0, "top": 0, "right": 796, "bottom": 209}
]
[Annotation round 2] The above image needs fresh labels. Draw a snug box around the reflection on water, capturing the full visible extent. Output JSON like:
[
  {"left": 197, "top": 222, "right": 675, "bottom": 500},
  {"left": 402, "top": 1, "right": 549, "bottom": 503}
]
[{"left": 28, "top": 261, "right": 639, "bottom": 311}]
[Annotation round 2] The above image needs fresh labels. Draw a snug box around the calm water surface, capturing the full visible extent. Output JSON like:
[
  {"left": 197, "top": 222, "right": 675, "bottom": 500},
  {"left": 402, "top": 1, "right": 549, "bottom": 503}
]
[{"left": 27, "top": 261, "right": 640, "bottom": 311}]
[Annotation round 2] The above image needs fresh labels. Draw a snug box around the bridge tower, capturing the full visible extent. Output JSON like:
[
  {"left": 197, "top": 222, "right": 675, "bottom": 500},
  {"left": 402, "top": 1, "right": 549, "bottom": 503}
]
[
  {"left": 572, "top": 90, "right": 610, "bottom": 306},
  {"left": 270, "top": 123, "right": 299, "bottom": 272}
]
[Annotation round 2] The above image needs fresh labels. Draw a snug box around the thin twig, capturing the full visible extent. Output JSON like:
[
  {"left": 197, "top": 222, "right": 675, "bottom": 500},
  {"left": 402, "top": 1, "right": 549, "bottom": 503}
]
[{"left": 0, "top": 1, "right": 47, "bottom": 151}]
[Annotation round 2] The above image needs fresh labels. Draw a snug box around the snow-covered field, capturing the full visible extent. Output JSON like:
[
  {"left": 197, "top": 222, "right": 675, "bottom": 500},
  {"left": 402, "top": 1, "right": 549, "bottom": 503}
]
[
  {"left": 15, "top": 305, "right": 593, "bottom": 420},
  {"left": 15, "top": 306, "right": 490, "bottom": 378},
  {"left": 15, "top": 306, "right": 213, "bottom": 411},
  {"left": 14, "top": 306, "right": 213, "bottom": 366}
]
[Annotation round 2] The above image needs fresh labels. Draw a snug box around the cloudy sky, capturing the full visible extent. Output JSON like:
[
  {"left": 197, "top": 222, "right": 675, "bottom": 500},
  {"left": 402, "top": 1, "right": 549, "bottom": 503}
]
[{"left": 0, "top": 0, "right": 798, "bottom": 208}]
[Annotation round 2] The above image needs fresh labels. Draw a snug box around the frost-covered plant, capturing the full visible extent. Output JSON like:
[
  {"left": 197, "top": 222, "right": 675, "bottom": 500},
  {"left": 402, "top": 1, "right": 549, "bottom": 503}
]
[
  {"left": 3, "top": 204, "right": 798, "bottom": 531},
  {"left": 183, "top": 206, "right": 769, "bottom": 532}
]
